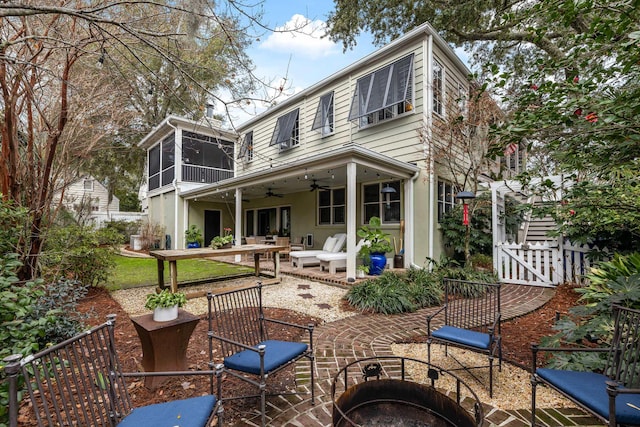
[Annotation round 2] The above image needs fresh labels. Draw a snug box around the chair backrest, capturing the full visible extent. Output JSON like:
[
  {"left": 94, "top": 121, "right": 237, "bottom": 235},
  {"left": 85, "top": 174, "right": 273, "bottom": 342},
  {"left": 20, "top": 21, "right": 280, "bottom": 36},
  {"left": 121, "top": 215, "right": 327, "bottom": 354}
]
[
  {"left": 442, "top": 278, "right": 501, "bottom": 334},
  {"left": 207, "top": 284, "right": 267, "bottom": 357},
  {"left": 4, "top": 316, "right": 133, "bottom": 427},
  {"left": 275, "top": 237, "right": 290, "bottom": 247},
  {"left": 331, "top": 233, "right": 347, "bottom": 253},
  {"left": 606, "top": 305, "right": 640, "bottom": 387}
]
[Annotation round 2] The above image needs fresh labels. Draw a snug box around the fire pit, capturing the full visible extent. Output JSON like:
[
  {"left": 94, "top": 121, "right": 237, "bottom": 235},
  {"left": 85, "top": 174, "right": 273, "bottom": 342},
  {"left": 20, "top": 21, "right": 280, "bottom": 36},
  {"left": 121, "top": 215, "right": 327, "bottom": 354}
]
[{"left": 332, "top": 356, "right": 484, "bottom": 427}]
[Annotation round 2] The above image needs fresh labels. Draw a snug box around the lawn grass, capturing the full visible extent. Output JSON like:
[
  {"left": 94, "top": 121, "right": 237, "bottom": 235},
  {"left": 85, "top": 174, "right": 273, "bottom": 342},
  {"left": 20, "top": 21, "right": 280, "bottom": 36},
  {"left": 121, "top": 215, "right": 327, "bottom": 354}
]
[{"left": 108, "top": 255, "right": 254, "bottom": 290}]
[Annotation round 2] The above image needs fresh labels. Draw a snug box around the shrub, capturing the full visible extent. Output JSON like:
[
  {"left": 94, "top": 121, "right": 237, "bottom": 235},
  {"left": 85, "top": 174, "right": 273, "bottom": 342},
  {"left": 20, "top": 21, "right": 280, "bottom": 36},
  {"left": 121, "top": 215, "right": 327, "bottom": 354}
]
[
  {"left": 0, "top": 254, "right": 59, "bottom": 424},
  {"left": 345, "top": 268, "right": 442, "bottom": 314},
  {"left": 102, "top": 219, "right": 141, "bottom": 244},
  {"left": 40, "top": 225, "right": 120, "bottom": 286},
  {"left": 541, "top": 252, "right": 640, "bottom": 371}
]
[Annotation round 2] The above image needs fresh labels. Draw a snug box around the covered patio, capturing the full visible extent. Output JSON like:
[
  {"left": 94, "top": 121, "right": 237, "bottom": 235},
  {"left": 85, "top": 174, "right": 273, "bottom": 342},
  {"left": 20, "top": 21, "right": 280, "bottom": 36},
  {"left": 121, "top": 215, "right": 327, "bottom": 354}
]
[{"left": 181, "top": 145, "right": 421, "bottom": 282}]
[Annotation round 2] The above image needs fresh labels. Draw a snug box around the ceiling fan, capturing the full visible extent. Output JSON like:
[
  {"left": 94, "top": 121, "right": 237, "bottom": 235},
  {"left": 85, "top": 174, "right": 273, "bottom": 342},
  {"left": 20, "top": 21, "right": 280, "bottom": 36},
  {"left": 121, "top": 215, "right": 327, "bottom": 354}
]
[
  {"left": 265, "top": 188, "right": 283, "bottom": 198},
  {"left": 309, "top": 179, "right": 330, "bottom": 191}
]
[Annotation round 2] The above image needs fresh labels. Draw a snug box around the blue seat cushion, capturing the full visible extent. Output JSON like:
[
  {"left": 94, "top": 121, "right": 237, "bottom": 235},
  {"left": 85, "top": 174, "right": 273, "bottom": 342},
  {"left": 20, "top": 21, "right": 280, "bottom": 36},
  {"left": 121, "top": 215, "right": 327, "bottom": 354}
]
[
  {"left": 224, "top": 340, "right": 308, "bottom": 375},
  {"left": 537, "top": 368, "right": 640, "bottom": 425},
  {"left": 117, "top": 395, "right": 216, "bottom": 427},
  {"left": 431, "top": 325, "right": 491, "bottom": 350}
]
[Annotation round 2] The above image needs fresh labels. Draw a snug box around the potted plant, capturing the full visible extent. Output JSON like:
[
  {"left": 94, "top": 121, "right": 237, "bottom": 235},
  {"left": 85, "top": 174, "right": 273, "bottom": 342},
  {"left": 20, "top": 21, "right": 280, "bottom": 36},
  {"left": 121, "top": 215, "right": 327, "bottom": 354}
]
[
  {"left": 356, "top": 264, "right": 369, "bottom": 278},
  {"left": 210, "top": 227, "right": 234, "bottom": 249},
  {"left": 357, "top": 216, "right": 393, "bottom": 275},
  {"left": 185, "top": 225, "right": 203, "bottom": 248},
  {"left": 145, "top": 289, "right": 187, "bottom": 322}
]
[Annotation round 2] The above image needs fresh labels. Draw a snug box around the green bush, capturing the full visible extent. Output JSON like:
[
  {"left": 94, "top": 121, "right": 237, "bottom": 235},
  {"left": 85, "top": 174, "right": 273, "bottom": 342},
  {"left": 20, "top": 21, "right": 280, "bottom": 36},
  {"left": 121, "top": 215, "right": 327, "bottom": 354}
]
[
  {"left": 541, "top": 252, "right": 640, "bottom": 371},
  {"left": 0, "top": 254, "right": 59, "bottom": 424},
  {"left": 102, "top": 219, "right": 141, "bottom": 244},
  {"left": 40, "top": 225, "right": 121, "bottom": 286},
  {"left": 345, "top": 268, "right": 442, "bottom": 314}
]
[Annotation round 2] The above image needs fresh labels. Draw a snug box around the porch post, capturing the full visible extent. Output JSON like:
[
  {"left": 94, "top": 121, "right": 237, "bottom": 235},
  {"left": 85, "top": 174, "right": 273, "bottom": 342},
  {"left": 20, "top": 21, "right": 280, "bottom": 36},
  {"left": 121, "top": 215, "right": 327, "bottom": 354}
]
[
  {"left": 346, "top": 162, "right": 357, "bottom": 281},
  {"left": 235, "top": 188, "right": 243, "bottom": 262}
]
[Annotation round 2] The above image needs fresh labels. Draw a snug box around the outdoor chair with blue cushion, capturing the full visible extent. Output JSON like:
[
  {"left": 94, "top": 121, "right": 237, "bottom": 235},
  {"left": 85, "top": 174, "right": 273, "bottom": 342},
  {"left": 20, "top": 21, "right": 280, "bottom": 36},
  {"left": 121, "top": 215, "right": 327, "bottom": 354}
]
[
  {"left": 531, "top": 304, "right": 640, "bottom": 427},
  {"left": 426, "top": 278, "right": 502, "bottom": 397},
  {"left": 3, "top": 315, "right": 223, "bottom": 427},
  {"left": 207, "top": 282, "right": 315, "bottom": 427}
]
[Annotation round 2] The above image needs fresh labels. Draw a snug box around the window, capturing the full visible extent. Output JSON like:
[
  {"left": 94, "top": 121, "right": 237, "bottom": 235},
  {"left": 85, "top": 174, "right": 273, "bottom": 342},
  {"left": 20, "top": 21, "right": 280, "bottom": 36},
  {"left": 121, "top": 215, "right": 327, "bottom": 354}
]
[
  {"left": 182, "top": 131, "right": 233, "bottom": 170},
  {"left": 362, "top": 181, "right": 401, "bottom": 224},
  {"left": 238, "top": 131, "right": 253, "bottom": 162},
  {"left": 433, "top": 60, "right": 444, "bottom": 116},
  {"left": 311, "top": 92, "right": 334, "bottom": 136},
  {"left": 148, "top": 134, "right": 175, "bottom": 191},
  {"left": 270, "top": 109, "right": 299, "bottom": 150},
  {"left": 348, "top": 54, "right": 414, "bottom": 128},
  {"left": 437, "top": 179, "right": 456, "bottom": 222},
  {"left": 457, "top": 82, "right": 467, "bottom": 118},
  {"left": 318, "top": 188, "right": 345, "bottom": 225},
  {"left": 83, "top": 179, "right": 94, "bottom": 191}
]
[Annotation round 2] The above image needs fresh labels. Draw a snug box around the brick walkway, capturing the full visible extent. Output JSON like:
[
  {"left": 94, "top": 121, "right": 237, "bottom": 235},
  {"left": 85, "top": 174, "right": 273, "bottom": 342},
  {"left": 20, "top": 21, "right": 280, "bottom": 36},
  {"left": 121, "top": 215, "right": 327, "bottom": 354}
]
[{"left": 231, "top": 282, "right": 604, "bottom": 427}]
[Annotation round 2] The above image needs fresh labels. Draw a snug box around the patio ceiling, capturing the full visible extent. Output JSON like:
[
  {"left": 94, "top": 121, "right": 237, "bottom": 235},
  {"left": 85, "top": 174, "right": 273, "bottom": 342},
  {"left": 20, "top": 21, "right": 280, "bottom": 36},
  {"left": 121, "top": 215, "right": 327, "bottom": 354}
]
[{"left": 181, "top": 145, "right": 420, "bottom": 203}]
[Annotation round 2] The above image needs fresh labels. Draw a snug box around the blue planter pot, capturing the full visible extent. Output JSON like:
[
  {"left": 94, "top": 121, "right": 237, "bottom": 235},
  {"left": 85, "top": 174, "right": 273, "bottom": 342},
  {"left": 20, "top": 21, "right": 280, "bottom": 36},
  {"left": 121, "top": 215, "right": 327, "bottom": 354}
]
[
  {"left": 369, "top": 253, "right": 387, "bottom": 276},
  {"left": 187, "top": 242, "right": 201, "bottom": 249}
]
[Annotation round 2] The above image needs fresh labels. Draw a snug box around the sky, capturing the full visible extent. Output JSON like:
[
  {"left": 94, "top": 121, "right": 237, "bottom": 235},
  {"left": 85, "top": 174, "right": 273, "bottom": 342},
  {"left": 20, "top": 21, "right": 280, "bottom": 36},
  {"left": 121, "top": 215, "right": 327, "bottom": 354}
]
[{"left": 220, "top": 0, "right": 378, "bottom": 125}]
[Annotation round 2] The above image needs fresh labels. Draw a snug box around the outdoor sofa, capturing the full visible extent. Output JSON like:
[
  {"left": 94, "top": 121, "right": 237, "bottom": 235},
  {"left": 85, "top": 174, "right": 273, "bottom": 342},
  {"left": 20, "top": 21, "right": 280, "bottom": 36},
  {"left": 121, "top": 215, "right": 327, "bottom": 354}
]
[
  {"left": 290, "top": 233, "right": 346, "bottom": 269},
  {"left": 317, "top": 239, "right": 367, "bottom": 274}
]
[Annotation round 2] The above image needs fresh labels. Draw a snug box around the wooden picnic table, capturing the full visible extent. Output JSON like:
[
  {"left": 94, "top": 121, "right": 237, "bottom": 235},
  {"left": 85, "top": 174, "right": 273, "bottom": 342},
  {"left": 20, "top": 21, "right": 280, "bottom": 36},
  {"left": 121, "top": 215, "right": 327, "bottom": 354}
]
[{"left": 149, "top": 244, "right": 286, "bottom": 293}]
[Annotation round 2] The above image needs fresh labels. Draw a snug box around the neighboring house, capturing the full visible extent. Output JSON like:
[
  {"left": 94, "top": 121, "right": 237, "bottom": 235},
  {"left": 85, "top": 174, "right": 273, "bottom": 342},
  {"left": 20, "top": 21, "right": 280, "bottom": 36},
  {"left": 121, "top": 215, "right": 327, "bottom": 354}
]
[
  {"left": 53, "top": 175, "right": 147, "bottom": 228},
  {"left": 54, "top": 175, "right": 120, "bottom": 215},
  {"left": 138, "top": 22, "right": 522, "bottom": 279}
]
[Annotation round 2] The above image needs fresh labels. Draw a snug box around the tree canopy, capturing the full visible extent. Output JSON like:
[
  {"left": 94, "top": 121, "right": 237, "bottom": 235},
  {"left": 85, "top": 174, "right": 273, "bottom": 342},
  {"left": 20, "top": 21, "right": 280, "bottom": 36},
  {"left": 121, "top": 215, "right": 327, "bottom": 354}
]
[{"left": 0, "top": 0, "right": 271, "bottom": 278}]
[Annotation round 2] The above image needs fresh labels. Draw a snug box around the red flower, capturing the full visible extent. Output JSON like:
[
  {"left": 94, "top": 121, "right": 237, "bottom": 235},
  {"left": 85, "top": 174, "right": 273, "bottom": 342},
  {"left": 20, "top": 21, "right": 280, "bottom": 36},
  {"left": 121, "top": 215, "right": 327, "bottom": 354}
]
[
  {"left": 585, "top": 112, "right": 598, "bottom": 123},
  {"left": 569, "top": 209, "right": 576, "bottom": 216},
  {"left": 530, "top": 84, "right": 539, "bottom": 90},
  {"left": 573, "top": 76, "right": 579, "bottom": 83},
  {"left": 574, "top": 108, "right": 583, "bottom": 116}
]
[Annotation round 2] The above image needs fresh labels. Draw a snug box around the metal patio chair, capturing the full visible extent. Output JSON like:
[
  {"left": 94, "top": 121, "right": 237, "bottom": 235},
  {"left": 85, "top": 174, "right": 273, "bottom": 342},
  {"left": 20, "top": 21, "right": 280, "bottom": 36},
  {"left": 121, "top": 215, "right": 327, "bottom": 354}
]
[
  {"left": 207, "top": 282, "right": 315, "bottom": 426},
  {"left": 531, "top": 304, "right": 640, "bottom": 426},
  {"left": 426, "top": 278, "right": 502, "bottom": 397},
  {"left": 4, "top": 315, "right": 223, "bottom": 427}
]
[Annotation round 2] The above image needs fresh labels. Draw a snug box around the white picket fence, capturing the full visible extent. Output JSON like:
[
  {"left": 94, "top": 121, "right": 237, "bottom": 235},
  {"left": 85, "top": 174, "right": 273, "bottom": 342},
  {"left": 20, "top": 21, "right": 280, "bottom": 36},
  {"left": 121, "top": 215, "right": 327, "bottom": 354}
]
[{"left": 494, "top": 240, "right": 596, "bottom": 287}]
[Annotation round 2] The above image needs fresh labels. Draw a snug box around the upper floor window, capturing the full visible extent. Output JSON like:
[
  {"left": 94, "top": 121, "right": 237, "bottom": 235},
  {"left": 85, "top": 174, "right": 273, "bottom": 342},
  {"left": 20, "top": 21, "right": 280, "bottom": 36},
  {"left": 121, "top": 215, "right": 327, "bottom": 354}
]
[
  {"left": 362, "top": 181, "right": 401, "bottom": 224},
  {"left": 270, "top": 109, "right": 299, "bottom": 151},
  {"left": 238, "top": 131, "right": 254, "bottom": 162},
  {"left": 311, "top": 92, "right": 334, "bottom": 136},
  {"left": 437, "top": 179, "right": 456, "bottom": 222},
  {"left": 182, "top": 131, "right": 233, "bottom": 170},
  {"left": 318, "top": 187, "right": 345, "bottom": 225},
  {"left": 148, "top": 134, "right": 175, "bottom": 191},
  {"left": 348, "top": 54, "right": 414, "bottom": 128},
  {"left": 83, "top": 179, "right": 94, "bottom": 191},
  {"left": 457, "top": 82, "right": 467, "bottom": 118},
  {"left": 433, "top": 60, "right": 444, "bottom": 116},
  {"left": 502, "top": 142, "right": 524, "bottom": 174}
]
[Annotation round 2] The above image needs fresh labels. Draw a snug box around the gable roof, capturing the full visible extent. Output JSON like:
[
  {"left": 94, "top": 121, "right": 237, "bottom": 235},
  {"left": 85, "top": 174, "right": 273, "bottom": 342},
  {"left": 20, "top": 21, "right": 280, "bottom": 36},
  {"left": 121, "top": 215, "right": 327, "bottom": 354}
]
[{"left": 237, "top": 21, "right": 470, "bottom": 131}]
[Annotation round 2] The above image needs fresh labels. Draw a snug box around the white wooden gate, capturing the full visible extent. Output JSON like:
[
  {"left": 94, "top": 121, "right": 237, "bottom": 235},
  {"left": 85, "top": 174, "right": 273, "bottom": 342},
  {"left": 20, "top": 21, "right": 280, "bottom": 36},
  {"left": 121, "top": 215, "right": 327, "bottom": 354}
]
[{"left": 495, "top": 240, "right": 596, "bottom": 287}]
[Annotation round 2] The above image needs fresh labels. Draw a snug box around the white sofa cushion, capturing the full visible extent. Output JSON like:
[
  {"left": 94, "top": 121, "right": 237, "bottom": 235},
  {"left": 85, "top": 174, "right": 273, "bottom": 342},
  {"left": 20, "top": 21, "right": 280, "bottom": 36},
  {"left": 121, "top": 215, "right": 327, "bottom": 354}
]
[
  {"left": 331, "top": 233, "right": 347, "bottom": 253},
  {"left": 322, "top": 236, "right": 337, "bottom": 252}
]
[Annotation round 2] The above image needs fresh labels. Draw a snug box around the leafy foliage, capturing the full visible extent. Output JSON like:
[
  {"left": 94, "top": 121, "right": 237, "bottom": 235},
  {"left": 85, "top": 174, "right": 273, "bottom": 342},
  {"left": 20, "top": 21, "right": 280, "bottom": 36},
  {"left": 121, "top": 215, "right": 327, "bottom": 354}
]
[
  {"left": 40, "top": 225, "right": 121, "bottom": 286},
  {"left": 102, "top": 219, "right": 142, "bottom": 245},
  {"left": 541, "top": 253, "right": 640, "bottom": 370},
  {"left": 357, "top": 216, "right": 394, "bottom": 257},
  {"left": 345, "top": 268, "right": 442, "bottom": 314},
  {"left": 145, "top": 289, "right": 187, "bottom": 310}
]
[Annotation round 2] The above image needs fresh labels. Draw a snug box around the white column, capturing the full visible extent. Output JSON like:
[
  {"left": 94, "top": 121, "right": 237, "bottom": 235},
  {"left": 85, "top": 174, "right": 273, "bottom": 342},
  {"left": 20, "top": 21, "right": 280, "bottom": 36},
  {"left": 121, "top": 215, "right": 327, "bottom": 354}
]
[
  {"left": 346, "top": 162, "right": 357, "bottom": 281},
  {"left": 235, "top": 188, "right": 243, "bottom": 262}
]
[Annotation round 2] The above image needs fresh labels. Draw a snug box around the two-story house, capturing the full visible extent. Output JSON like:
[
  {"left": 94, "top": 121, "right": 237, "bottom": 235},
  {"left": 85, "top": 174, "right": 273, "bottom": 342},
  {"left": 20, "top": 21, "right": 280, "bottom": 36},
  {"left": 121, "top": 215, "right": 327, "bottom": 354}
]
[{"left": 138, "top": 22, "right": 515, "bottom": 279}]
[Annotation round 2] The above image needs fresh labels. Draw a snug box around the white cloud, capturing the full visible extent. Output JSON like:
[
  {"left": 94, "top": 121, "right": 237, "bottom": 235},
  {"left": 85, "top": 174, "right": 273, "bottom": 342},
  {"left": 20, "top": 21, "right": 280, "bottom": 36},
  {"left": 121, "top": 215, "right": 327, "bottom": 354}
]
[{"left": 259, "top": 14, "right": 339, "bottom": 59}]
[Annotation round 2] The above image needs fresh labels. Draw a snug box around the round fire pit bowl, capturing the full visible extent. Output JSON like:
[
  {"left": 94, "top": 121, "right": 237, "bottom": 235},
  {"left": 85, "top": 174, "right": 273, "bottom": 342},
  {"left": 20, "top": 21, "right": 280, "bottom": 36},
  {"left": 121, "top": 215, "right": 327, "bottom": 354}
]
[{"left": 332, "top": 356, "right": 484, "bottom": 427}]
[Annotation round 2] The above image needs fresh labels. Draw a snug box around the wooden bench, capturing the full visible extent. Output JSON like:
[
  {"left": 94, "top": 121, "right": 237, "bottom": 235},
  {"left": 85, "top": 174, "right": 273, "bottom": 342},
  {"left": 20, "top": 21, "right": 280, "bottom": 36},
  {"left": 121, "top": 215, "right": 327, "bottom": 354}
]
[
  {"left": 531, "top": 304, "right": 640, "bottom": 426},
  {"left": 4, "top": 315, "right": 223, "bottom": 427},
  {"left": 426, "top": 278, "right": 502, "bottom": 397}
]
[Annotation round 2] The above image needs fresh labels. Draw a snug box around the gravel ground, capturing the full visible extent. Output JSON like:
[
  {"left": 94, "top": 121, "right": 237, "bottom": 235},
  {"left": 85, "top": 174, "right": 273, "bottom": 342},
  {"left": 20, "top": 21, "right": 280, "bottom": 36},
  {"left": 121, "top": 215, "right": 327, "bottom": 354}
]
[
  {"left": 111, "top": 275, "right": 356, "bottom": 323},
  {"left": 391, "top": 343, "right": 578, "bottom": 411}
]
